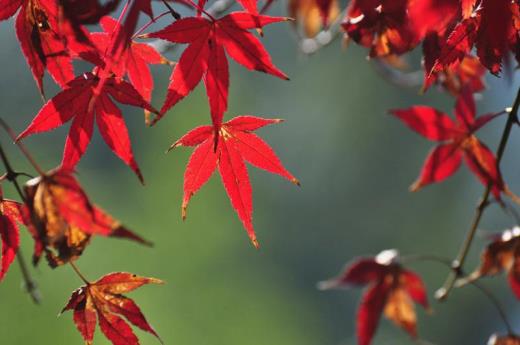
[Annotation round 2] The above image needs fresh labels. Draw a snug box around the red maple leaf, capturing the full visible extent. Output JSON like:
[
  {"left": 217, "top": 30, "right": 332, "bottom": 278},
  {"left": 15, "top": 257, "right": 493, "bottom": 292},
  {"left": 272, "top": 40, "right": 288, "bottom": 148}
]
[
  {"left": 422, "top": 33, "right": 486, "bottom": 95},
  {"left": 0, "top": 0, "right": 100, "bottom": 95},
  {"left": 0, "top": 187, "right": 26, "bottom": 281},
  {"left": 17, "top": 73, "right": 159, "bottom": 182},
  {"left": 390, "top": 89, "right": 505, "bottom": 197},
  {"left": 318, "top": 250, "right": 429, "bottom": 345},
  {"left": 61, "top": 272, "right": 163, "bottom": 345},
  {"left": 424, "top": 0, "right": 518, "bottom": 77},
  {"left": 91, "top": 16, "right": 171, "bottom": 105},
  {"left": 141, "top": 12, "right": 289, "bottom": 128},
  {"left": 171, "top": 115, "right": 299, "bottom": 247}
]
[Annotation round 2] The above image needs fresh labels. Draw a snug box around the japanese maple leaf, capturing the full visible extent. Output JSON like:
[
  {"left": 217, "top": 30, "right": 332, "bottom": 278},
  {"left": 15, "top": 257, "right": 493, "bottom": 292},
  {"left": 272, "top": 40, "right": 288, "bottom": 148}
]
[
  {"left": 422, "top": 33, "right": 485, "bottom": 96},
  {"left": 142, "top": 12, "right": 289, "bottom": 128},
  {"left": 390, "top": 89, "right": 505, "bottom": 197},
  {"left": 427, "top": 0, "right": 517, "bottom": 76},
  {"left": 0, "top": 187, "right": 26, "bottom": 281},
  {"left": 342, "top": 0, "right": 417, "bottom": 58},
  {"left": 318, "top": 250, "right": 429, "bottom": 345},
  {"left": 17, "top": 72, "right": 158, "bottom": 182},
  {"left": 460, "top": 227, "right": 520, "bottom": 299},
  {"left": 489, "top": 334, "right": 520, "bottom": 345},
  {"left": 289, "top": 0, "right": 340, "bottom": 38},
  {"left": 61, "top": 272, "right": 163, "bottom": 345},
  {"left": 24, "top": 169, "right": 151, "bottom": 267},
  {"left": 407, "top": 0, "right": 460, "bottom": 40},
  {"left": 91, "top": 16, "right": 171, "bottom": 106},
  {"left": 171, "top": 115, "right": 299, "bottom": 247},
  {"left": 0, "top": 0, "right": 99, "bottom": 95}
]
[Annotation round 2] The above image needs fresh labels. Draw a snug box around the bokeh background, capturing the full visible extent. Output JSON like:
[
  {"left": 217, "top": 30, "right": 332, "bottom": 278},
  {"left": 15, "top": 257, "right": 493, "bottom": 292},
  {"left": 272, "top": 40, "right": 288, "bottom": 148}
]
[{"left": 1, "top": 2, "right": 520, "bottom": 344}]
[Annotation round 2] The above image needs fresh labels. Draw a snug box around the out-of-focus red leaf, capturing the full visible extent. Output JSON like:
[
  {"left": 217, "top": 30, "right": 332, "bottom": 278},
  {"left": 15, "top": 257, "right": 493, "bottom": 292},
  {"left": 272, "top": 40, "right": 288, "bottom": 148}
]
[
  {"left": 390, "top": 90, "right": 505, "bottom": 197},
  {"left": 319, "top": 250, "right": 429, "bottom": 345}
]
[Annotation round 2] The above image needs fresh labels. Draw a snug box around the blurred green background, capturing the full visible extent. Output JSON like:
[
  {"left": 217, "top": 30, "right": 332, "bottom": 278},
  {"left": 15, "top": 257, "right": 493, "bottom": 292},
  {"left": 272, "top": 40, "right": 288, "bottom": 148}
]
[{"left": 1, "top": 2, "right": 520, "bottom": 345}]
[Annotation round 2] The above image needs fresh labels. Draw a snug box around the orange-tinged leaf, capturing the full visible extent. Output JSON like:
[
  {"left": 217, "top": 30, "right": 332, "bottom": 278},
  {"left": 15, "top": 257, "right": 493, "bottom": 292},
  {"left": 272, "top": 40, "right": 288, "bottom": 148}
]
[
  {"left": 62, "top": 272, "right": 163, "bottom": 345},
  {"left": 24, "top": 169, "right": 150, "bottom": 267}
]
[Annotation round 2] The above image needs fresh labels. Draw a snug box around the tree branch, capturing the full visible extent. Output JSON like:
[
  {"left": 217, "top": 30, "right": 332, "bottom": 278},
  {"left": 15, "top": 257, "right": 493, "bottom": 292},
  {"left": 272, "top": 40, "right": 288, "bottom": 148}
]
[{"left": 435, "top": 87, "right": 520, "bottom": 301}]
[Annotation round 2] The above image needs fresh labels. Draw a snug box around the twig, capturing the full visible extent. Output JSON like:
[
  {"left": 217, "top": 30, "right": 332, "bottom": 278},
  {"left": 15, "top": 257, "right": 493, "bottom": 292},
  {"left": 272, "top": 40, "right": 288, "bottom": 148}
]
[
  {"left": 436, "top": 87, "right": 520, "bottom": 301},
  {"left": 148, "top": 0, "right": 235, "bottom": 53},
  {"left": 0, "top": 136, "right": 41, "bottom": 304},
  {"left": 471, "top": 281, "right": 514, "bottom": 335},
  {"left": 401, "top": 254, "right": 514, "bottom": 334}
]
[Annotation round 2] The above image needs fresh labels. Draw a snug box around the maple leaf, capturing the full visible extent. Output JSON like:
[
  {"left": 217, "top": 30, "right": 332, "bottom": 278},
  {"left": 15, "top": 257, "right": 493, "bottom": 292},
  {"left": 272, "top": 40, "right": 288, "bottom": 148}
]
[
  {"left": 422, "top": 33, "right": 486, "bottom": 96},
  {"left": 61, "top": 272, "right": 163, "bottom": 345},
  {"left": 390, "top": 88, "right": 505, "bottom": 197},
  {"left": 318, "top": 249, "right": 429, "bottom": 345},
  {"left": 460, "top": 226, "right": 520, "bottom": 299},
  {"left": 171, "top": 115, "right": 299, "bottom": 248},
  {"left": 91, "top": 16, "right": 172, "bottom": 107},
  {"left": 425, "top": 0, "right": 518, "bottom": 77},
  {"left": 0, "top": 187, "right": 26, "bottom": 281},
  {"left": 489, "top": 334, "right": 520, "bottom": 345},
  {"left": 0, "top": 0, "right": 100, "bottom": 95},
  {"left": 17, "top": 72, "right": 158, "bottom": 182},
  {"left": 23, "top": 169, "right": 151, "bottom": 267},
  {"left": 342, "top": 0, "right": 417, "bottom": 58},
  {"left": 289, "top": 0, "right": 340, "bottom": 38},
  {"left": 407, "top": 0, "right": 460, "bottom": 40},
  {"left": 141, "top": 12, "right": 290, "bottom": 128}
]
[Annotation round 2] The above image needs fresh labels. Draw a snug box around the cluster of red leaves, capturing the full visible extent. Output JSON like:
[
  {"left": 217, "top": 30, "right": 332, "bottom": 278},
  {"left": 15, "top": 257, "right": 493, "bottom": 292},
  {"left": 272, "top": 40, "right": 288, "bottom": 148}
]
[
  {"left": 340, "top": 0, "right": 520, "bottom": 95},
  {"left": 0, "top": 1, "right": 299, "bottom": 343},
  {"left": 319, "top": 250, "right": 429, "bottom": 345},
  {"left": 0, "top": 0, "right": 298, "bottom": 247}
]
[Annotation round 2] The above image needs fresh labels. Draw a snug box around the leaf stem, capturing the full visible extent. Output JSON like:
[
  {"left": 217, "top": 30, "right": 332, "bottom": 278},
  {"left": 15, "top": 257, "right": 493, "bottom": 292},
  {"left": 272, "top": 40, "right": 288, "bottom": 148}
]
[
  {"left": 70, "top": 262, "right": 90, "bottom": 285},
  {"left": 436, "top": 87, "right": 520, "bottom": 301},
  {"left": 0, "top": 118, "right": 45, "bottom": 176}
]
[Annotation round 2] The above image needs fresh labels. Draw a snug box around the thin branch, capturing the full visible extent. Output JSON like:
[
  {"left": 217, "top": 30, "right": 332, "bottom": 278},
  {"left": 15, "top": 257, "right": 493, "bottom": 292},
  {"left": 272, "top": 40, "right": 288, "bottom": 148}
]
[
  {"left": 401, "top": 253, "right": 514, "bottom": 334},
  {"left": 0, "top": 138, "right": 41, "bottom": 304},
  {"left": 161, "top": 0, "right": 182, "bottom": 19},
  {"left": 436, "top": 87, "right": 520, "bottom": 301},
  {"left": 471, "top": 281, "right": 514, "bottom": 335},
  {"left": 16, "top": 250, "right": 41, "bottom": 304},
  {"left": 147, "top": 0, "right": 235, "bottom": 53}
]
